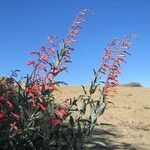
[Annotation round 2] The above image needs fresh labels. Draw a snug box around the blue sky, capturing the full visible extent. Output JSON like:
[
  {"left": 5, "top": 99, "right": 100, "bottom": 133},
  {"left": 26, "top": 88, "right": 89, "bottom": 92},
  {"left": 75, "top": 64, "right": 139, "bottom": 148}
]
[{"left": 0, "top": 0, "right": 150, "bottom": 87}]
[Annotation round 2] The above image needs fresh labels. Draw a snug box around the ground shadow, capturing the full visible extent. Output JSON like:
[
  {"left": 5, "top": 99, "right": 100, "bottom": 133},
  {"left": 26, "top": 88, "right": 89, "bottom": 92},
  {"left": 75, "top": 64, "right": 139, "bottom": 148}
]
[{"left": 84, "top": 125, "right": 150, "bottom": 150}]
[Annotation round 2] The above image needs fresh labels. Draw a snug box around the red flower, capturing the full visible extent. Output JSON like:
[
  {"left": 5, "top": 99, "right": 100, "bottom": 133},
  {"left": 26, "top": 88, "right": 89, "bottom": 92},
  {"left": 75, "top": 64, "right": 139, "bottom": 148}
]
[
  {"left": 0, "top": 112, "right": 5, "bottom": 120},
  {"left": 32, "top": 83, "right": 41, "bottom": 93},
  {"left": 39, "top": 103, "right": 46, "bottom": 111},
  {"left": 7, "top": 101, "right": 14, "bottom": 108},
  {"left": 43, "top": 82, "right": 49, "bottom": 90},
  {"left": 48, "top": 119, "right": 62, "bottom": 125},
  {"left": 39, "top": 64, "right": 46, "bottom": 70},
  {"left": 27, "top": 61, "right": 35, "bottom": 65},
  {"left": 103, "top": 63, "right": 110, "bottom": 68},
  {"left": 10, "top": 122, "right": 18, "bottom": 131},
  {"left": 25, "top": 88, "right": 32, "bottom": 94},
  {"left": 10, "top": 91, "right": 17, "bottom": 95},
  {"left": 50, "top": 82, "right": 57, "bottom": 90},
  {"left": 25, "top": 88, "right": 35, "bottom": 99},
  {"left": 30, "top": 51, "right": 38, "bottom": 55},
  {"left": 0, "top": 94, "right": 5, "bottom": 102},
  {"left": 32, "top": 101, "right": 37, "bottom": 107},
  {"left": 55, "top": 107, "right": 68, "bottom": 118},
  {"left": 11, "top": 112, "right": 20, "bottom": 120},
  {"left": 68, "top": 39, "right": 77, "bottom": 44},
  {"left": 48, "top": 47, "right": 55, "bottom": 53},
  {"left": 52, "top": 67, "right": 61, "bottom": 76},
  {"left": 40, "top": 54, "right": 49, "bottom": 61}
]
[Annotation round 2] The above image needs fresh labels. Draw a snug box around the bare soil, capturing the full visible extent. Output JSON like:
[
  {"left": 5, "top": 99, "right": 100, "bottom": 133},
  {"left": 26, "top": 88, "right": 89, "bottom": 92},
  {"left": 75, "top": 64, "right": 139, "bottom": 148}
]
[{"left": 54, "top": 86, "right": 150, "bottom": 150}]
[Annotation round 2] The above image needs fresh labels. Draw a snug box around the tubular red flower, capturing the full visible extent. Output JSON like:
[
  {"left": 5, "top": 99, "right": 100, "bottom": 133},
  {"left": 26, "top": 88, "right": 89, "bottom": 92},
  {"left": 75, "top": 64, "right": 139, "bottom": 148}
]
[
  {"left": 0, "top": 94, "right": 5, "bottom": 102},
  {"left": 10, "top": 91, "right": 17, "bottom": 95},
  {"left": 7, "top": 101, "right": 14, "bottom": 108},
  {"left": 32, "top": 101, "right": 37, "bottom": 107},
  {"left": 48, "top": 47, "right": 55, "bottom": 53},
  {"left": 39, "top": 64, "right": 46, "bottom": 70},
  {"left": 40, "top": 53, "right": 49, "bottom": 61},
  {"left": 10, "top": 122, "right": 18, "bottom": 131},
  {"left": 27, "top": 61, "right": 35, "bottom": 65},
  {"left": 49, "top": 82, "right": 57, "bottom": 90},
  {"left": 55, "top": 107, "right": 68, "bottom": 118},
  {"left": 67, "top": 39, "right": 77, "bottom": 44},
  {"left": 0, "top": 112, "right": 5, "bottom": 120},
  {"left": 30, "top": 51, "right": 39, "bottom": 55},
  {"left": 47, "top": 119, "right": 62, "bottom": 125},
  {"left": 11, "top": 112, "right": 20, "bottom": 120},
  {"left": 39, "top": 103, "right": 46, "bottom": 111},
  {"left": 32, "top": 83, "right": 41, "bottom": 93}
]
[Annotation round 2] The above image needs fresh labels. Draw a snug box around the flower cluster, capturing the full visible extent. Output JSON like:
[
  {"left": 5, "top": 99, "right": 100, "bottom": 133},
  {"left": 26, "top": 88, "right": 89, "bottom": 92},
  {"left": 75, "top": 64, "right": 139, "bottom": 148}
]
[
  {"left": 95, "top": 35, "right": 138, "bottom": 99},
  {"left": 27, "top": 9, "right": 93, "bottom": 83},
  {"left": 48, "top": 106, "right": 68, "bottom": 125},
  {"left": 0, "top": 78, "right": 20, "bottom": 131}
]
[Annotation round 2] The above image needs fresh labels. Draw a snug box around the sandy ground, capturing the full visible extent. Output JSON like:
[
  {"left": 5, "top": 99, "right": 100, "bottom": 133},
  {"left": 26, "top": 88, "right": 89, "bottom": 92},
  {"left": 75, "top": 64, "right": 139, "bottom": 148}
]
[{"left": 54, "top": 86, "right": 150, "bottom": 150}]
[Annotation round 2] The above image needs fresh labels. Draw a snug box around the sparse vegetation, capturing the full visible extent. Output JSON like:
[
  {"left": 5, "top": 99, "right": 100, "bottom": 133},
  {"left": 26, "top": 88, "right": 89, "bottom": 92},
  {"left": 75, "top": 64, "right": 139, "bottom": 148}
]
[
  {"left": 119, "top": 120, "right": 150, "bottom": 131},
  {"left": 122, "top": 82, "right": 143, "bottom": 87}
]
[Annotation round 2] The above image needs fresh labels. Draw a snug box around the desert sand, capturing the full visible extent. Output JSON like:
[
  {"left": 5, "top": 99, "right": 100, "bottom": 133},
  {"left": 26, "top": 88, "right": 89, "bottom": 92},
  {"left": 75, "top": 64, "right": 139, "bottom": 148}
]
[{"left": 54, "top": 86, "right": 150, "bottom": 150}]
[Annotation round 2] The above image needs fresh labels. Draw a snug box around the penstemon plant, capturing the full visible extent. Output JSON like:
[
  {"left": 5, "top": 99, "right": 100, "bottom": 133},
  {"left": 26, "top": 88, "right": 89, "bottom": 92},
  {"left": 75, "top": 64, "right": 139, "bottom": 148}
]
[{"left": 0, "top": 9, "right": 138, "bottom": 150}]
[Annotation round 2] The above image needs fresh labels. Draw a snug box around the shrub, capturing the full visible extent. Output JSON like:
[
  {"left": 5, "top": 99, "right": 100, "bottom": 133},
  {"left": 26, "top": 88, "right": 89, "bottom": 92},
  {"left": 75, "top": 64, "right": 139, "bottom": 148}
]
[
  {"left": 0, "top": 76, "right": 9, "bottom": 82},
  {"left": 0, "top": 9, "right": 138, "bottom": 149},
  {"left": 123, "top": 82, "right": 143, "bottom": 87}
]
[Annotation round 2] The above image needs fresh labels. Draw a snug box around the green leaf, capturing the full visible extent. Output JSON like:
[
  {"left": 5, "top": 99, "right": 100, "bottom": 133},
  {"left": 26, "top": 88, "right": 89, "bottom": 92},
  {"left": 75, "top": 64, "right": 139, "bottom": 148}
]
[
  {"left": 80, "top": 101, "right": 86, "bottom": 114},
  {"left": 69, "top": 116, "right": 75, "bottom": 127},
  {"left": 79, "top": 119, "right": 90, "bottom": 124},
  {"left": 96, "top": 102, "right": 106, "bottom": 116},
  {"left": 93, "top": 69, "right": 97, "bottom": 76},
  {"left": 77, "top": 121, "right": 81, "bottom": 132},
  {"left": 89, "top": 84, "right": 99, "bottom": 94},
  {"left": 72, "top": 98, "right": 77, "bottom": 106},
  {"left": 81, "top": 85, "right": 87, "bottom": 95}
]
